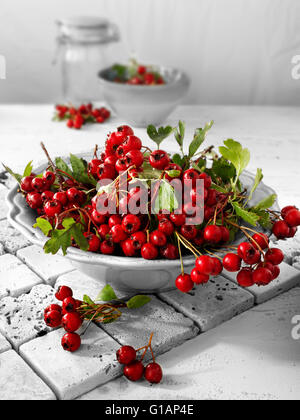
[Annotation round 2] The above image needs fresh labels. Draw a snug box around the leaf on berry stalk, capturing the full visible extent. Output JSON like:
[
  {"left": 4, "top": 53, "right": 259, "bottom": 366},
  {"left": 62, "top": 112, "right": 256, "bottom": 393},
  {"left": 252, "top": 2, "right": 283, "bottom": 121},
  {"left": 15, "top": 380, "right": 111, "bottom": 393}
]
[
  {"left": 44, "top": 217, "right": 89, "bottom": 256},
  {"left": 252, "top": 209, "right": 273, "bottom": 230},
  {"left": 147, "top": 125, "right": 175, "bottom": 148},
  {"left": 69, "top": 154, "right": 97, "bottom": 186},
  {"left": 211, "top": 157, "right": 236, "bottom": 183},
  {"left": 139, "top": 160, "right": 163, "bottom": 180},
  {"left": 252, "top": 193, "right": 277, "bottom": 211},
  {"left": 246, "top": 168, "right": 263, "bottom": 204},
  {"left": 23, "top": 161, "right": 33, "bottom": 177},
  {"left": 174, "top": 120, "right": 185, "bottom": 149},
  {"left": 33, "top": 218, "right": 53, "bottom": 236},
  {"left": 219, "top": 139, "right": 250, "bottom": 184},
  {"left": 165, "top": 169, "right": 181, "bottom": 179},
  {"left": 55, "top": 157, "right": 73, "bottom": 176},
  {"left": 188, "top": 121, "right": 214, "bottom": 159},
  {"left": 83, "top": 295, "right": 95, "bottom": 305},
  {"left": 153, "top": 180, "right": 179, "bottom": 214},
  {"left": 126, "top": 295, "right": 151, "bottom": 309},
  {"left": 2, "top": 164, "right": 22, "bottom": 184},
  {"left": 172, "top": 154, "right": 184, "bottom": 167},
  {"left": 232, "top": 202, "right": 259, "bottom": 227},
  {"left": 96, "top": 285, "right": 118, "bottom": 302}
]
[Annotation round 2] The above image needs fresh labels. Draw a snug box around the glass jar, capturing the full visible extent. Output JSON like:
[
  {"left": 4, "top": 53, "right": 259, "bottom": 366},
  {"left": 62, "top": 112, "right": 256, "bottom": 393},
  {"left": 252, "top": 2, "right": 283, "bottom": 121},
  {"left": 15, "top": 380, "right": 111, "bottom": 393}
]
[{"left": 56, "top": 16, "right": 120, "bottom": 105}]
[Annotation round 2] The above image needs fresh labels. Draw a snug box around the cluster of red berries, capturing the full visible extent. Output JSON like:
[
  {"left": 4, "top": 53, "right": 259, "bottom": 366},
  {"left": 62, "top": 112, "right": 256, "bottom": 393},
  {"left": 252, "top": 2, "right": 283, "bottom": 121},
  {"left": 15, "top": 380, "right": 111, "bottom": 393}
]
[
  {"left": 116, "top": 334, "right": 163, "bottom": 384},
  {"left": 272, "top": 206, "right": 300, "bottom": 239},
  {"left": 44, "top": 286, "right": 83, "bottom": 352},
  {"left": 115, "top": 64, "right": 165, "bottom": 86},
  {"left": 55, "top": 104, "right": 110, "bottom": 130}
]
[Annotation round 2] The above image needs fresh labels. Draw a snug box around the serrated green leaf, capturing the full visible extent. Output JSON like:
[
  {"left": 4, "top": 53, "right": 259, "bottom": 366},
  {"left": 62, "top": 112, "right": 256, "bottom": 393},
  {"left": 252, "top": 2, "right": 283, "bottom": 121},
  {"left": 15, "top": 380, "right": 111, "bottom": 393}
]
[
  {"left": 55, "top": 157, "right": 73, "bottom": 176},
  {"left": 69, "top": 154, "right": 97, "bottom": 186},
  {"left": 147, "top": 125, "right": 175, "bottom": 148},
  {"left": 23, "top": 161, "right": 33, "bottom": 177},
  {"left": 83, "top": 295, "right": 95, "bottom": 305},
  {"left": 153, "top": 180, "right": 178, "bottom": 213},
  {"left": 96, "top": 285, "right": 118, "bottom": 302},
  {"left": 232, "top": 202, "right": 259, "bottom": 226},
  {"left": 188, "top": 121, "right": 214, "bottom": 158},
  {"left": 33, "top": 218, "right": 53, "bottom": 236},
  {"left": 252, "top": 194, "right": 277, "bottom": 211},
  {"left": 246, "top": 168, "right": 263, "bottom": 204},
  {"left": 126, "top": 295, "right": 151, "bottom": 309},
  {"left": 2, "top": 164, "right": 22, "bottom": 184},
  {"left": 252, "top": 209, "right": 273, "bottom": 229},
  {"left": 165, "top": 169, "right": 181, "bottom": 179},
  {"left": 212, "top": 157, "right": 236, "bottom": 182},
  {"left": 219, "top": 139, "right": 250, "bottom": 185},
  {"left": 172, "top": 154, "right": 184, "bottom": 167}
]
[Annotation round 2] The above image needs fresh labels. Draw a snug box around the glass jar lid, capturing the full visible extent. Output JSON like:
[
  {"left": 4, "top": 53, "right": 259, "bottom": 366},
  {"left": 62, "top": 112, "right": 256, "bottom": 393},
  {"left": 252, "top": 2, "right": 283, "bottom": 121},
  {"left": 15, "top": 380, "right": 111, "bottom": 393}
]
[{"left": 56, "top": 16, "right": 120, "bottom": 44}]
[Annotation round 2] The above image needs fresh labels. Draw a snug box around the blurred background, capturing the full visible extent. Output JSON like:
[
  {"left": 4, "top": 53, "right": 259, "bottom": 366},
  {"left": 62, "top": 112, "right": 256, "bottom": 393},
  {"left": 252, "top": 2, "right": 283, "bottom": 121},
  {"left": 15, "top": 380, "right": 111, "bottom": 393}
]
[{"left": 1, "top": 0, "right": 300, "bottom": 106}]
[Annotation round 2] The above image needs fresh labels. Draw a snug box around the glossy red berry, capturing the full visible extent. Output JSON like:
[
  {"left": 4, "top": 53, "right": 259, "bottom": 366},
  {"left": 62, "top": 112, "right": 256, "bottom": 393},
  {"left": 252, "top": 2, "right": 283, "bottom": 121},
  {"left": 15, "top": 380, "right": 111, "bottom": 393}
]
[
  {"left": 158, "top": 219, "right": 174, "bottom": 236},
  {"left": 170, "top": 212, "right": 186, "bottom": 227},
  {"left": 130, "top": 231, "right": 147, "bottom": 250},
  {"left": 198, "top": 173, "right": 212, "bottom": 189},
  {"left": 237, "top": 268, "right": 254, "bottom": 287},
  {"left": 237, "top": 242, "right": 261, "bottom": 265},
  {"left": 150, "top": 230, "right": 167, "bottom": 247},
  {"left": 149, "top": 150, "right": 170, "bottom": 170},
  {"left": 67, "top": 188, "right": 82, "bottom": 204},
  {"left": 220, "top": 226, "right": 230, "bottom": 243},
  {"left": 117, "top": 125, "right": 134, "bottom": 138},
  {"left": 108, "top": 215, "right": 122, "bottom": 228},
  {"left": 126, "top": 149, "right": 144, "bottom": 168},
  {"left": 272, "top": 220, "right": 289, "bottom": 239},
  {"left": 180, "top": 224, "right": 197, "bottom": 240},
  {"left": 62, "top": 297, "right": 78, "bottom": 313},
  {"left": 141, "top": 243, "right": 158, "bottom": 260},
  {"left": 84, "top": 233, "right": 100, "bottom": 252},
  {"left": 190, "top": 268, "right": 209, "bottom": 284},
  {"left": 123, "top": 361, "right": 144, "bottom": 382},
  {"left": 281, "top": 206, "right": 297, "bottom": 219},
  {"left": 144, "top": 362, "right": 163, "bottom": 384},
  {"left": 32, "top": 177, "right": 45, "bottom": 192},
  {"left": 182, "top": 169, "right": 199, "bottom": 187},
  {"left": 53, "top": 191, "right": 68, "bottom": 206},
  {"left": 195, "top": 255, "right": 214, "bottom": 275},
  {"left": 97, "top": 163, "right": 116, "bottom": 181},
  {"left": 26, "top": 192, "right": 43, "bottom": 209},
  {"left": 286, "top": 226, "right": 297, "bottom": 238},
  {"left": 44, "top": 200, "right": 62, "bottom": 217},
  {"left": 111, "top": 224, "right": 128, "bottom": 243},
  {"left": 91, "top": 209, "right": 106, "bottom": 225},
  {"left": 116, "top": 346, "right": 136, "bottom": 365},
  {"left": 204, "top": 225, "right": 222, "bottom": 244},
  {"left": 104, "top": 155, "right": 117, "bottom": 166},
  {"left": 98, "top": 224, "right": 110, "bottom": 239},
  {"left": 100, "top": 240, "right": 115, "bottom": 255},
  {"left": 115, "top": 158, "right": 129, "bottom": 172},
  {"left": 265, "top": 248, "right": 284, "bottom": 265},
  {"left": 121, "top": 239, "right": 137, "bottom": 257},
  {"left": 44, "top": 310, "right": 62, "bottom": 328},
  {"left": 61, "top": 333, "right": 81, "bottom": 352},
  {"left": 55, "top": 285, "right": 73, "bottom": 301},
  {"left": 41, "top": 191, "right": 54, "bottom": 202},
  {"left": 284, "top": 209, "right": 300, "bottom": 227},
  {"left": 21, "top": 176, "right": 34, "bottom": 192},
  {"left": 88, "top": 159, "right": 102, "bottom": 176},
  {"left": 175, "top": 274, "right": 194, "bottom": 293},
  {"left": 62, "top": 312, "right": 82, "bottom": 333},
  {"left": 44, "top": 304, "right": 62, "bottom": 316},
  {"left": 253, "top": 267, "right": 273, "bottom": 286},
  {"left": 43, "top": 171, "right": 56, "bottom": 185},
  {"left": 251, "top": 233, "right": 269, "bottom": 250},
  {"left": 210, "top": 258, "right": 223, "bottom": 276},
  {"left": 122, "top": 135, "right": 142, "bottom": 152},
  {"left": 160, "top": 244, "right": 179, "bottom": 260},
  {"left": 222, "top": 253, "right": 241, "bottom": 272},
  {"left": 122, "top": 215, "right": 141, "bottom": 234}
]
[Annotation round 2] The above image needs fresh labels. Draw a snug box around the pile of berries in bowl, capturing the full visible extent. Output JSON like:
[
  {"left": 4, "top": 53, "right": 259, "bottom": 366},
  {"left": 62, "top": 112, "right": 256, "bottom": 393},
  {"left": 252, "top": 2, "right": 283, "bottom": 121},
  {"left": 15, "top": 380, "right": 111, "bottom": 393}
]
[{"left": 5, "top": 120, "right": 300, "bottom": 294}]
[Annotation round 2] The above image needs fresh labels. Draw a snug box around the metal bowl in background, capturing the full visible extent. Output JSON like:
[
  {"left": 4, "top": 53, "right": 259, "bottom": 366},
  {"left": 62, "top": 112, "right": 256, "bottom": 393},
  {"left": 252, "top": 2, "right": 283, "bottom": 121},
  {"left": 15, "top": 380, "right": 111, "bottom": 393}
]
[{"left": 98, "top": 66, "right": 190, "bottom": 127}]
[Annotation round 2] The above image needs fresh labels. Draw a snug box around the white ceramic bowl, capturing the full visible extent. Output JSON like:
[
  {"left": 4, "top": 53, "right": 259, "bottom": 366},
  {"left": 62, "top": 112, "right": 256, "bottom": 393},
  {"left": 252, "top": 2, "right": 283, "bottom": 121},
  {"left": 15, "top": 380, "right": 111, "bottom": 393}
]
[
  {"left": 98, "top": 66, "right": 190, "bottom": 127},
  {"left": 6, "top": 154, "right": 278, "bottom": 293}
]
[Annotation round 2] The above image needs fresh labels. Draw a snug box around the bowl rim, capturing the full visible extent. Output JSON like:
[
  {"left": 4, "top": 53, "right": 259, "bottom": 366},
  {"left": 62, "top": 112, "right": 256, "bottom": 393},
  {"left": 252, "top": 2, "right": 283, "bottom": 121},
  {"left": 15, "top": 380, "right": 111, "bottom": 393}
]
[
  {"left": 98, "top": 65, "right": 190, "bottom": 91},
  {"left": 6, "top": 154, "right": 278, "bottom": 269}
]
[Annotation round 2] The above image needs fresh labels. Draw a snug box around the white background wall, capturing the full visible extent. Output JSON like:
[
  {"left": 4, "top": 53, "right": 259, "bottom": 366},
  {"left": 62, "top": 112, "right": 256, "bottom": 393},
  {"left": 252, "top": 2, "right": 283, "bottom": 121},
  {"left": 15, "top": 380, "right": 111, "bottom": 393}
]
[{"left": 0, "top": 0, "right": 300, "bottom": 105}]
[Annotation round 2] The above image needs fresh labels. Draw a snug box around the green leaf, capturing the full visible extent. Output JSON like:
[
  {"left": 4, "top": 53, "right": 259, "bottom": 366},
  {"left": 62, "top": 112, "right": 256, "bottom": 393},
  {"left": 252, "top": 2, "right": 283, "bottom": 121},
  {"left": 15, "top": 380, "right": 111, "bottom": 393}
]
[
  {"left": 252, "top": 194, "right": 277, "bottom": 211},
  {"left": 147, "top": 125, "right": 175, "bottom": 148},
  {"left": 23, "top": 161, "right": 33, "bottom": 177},
  {"left": 83, "top": 295, "right": 95, "bottom": 305},
  {"left": 126, "top": 295, "right": 151, "bottom": 309},
  {"left": 138, "top": 160, "right": 162, "bottom": 180},
  {"left": 43, "top": 217, "right": 89, "bottom": 256},
  {"left": 211, "top": 157, "right": 236, "bottom": 182},
  {"left": 174, "top": 120, "right": 185, "bottom": 149},
  {"left": 165, "top": 169, "right": 181, "bottom": 179},
  {"left": 210, "top": 182, "right": 228, "bottom": 193},
  {"left": 172, "top": 154, "right": 184, "bottom": 167},
  {"left": 219, "top": 139, "right": 250, "bottom": 184},
  {"left": 33, "top": 218, "right": 53, "bottom": 236},
  {"left": 252, "top": 209, "right": 273, "bottom": 229},
  {"left": 232, "top": 202, "right": 259, "bottom": 226},
  {"left": 2, "top": 164, "right": 22, "bottom": 184},
  {"left": 55, "top": 157, "right": 73, "bottom": 176},
  {"left": 246, "top": 168, "right": 263, "bottom": 204},
  {"left": 188, "top": 121, "right": 214, "bottom": 158},
  {"left": 153, "top": 180, "right": 179, "bottom": 213},
  {"left": 96, "top": 285, "right": 118, "bottom": 302},
  {"left": 69, "top": 154, "right": 97, "bottom": 186}
]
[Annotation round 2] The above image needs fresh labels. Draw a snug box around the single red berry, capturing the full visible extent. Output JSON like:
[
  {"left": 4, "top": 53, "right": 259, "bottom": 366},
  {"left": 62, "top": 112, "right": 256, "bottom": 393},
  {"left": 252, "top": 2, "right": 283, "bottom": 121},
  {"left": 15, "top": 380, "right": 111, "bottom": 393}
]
[
  {"left": 67, "top": 188, "right": 82, "bottom": 204},
  {"left": 122, "top": 214, "right": 141, "bottom": 234},
  {"left": 122, "top": 135, "right": 142, "bottom": 152},
  {"left": 271, "top": 265, "right": 280, "bottom": 279},
  {"left": 61, "top": 332, "right": 81, "bottom": 352},
  {"left": 198, "top": 173, "right": 212, "bottom": 189},
  {"left": 251, "top": 233, "right": 269, "bottom": 250},
  {"left": 130, "top": 231, "right": 147, "bottom": 250},
  {"left": 175, "top": 274, "right": 194, "bottom": 293},
  {"left": 158, "top": 219, "right": 174, "bottom": 236},
  {"left": 43, "top": 171, "right": 56, "bottom": 185},
  {"left": 97, "top": 163, "right": 116, "bottom": 181},
  {"left": 111, "top": 224, "right": 128, "bottom": 243},
  {"left": 257, "top": 262, "right": 278, "bottom": 280},
  {"left": 149, "top": 150, "right": 170, "bottom": 170},
  {"left": 191, "top": 268, "right": 209, "bottom": 284},
  {"left": 117, "top": 125, "right": 134, "bottom": 138},
  {"left": 150, "top": 230, "right": 167, "bottom": 247},
  {"left": 237, "top": 268, "right": 255, "bottom": 287},
  {"left": 41, "top": 191, "right": 54, "bottom": 202},
  {"left": 281, "top": 206, "right": 297, "bottom": 219},
  {"left": 44, "top": 304, "right": 62, "bottom": 316},
  {"left": 21, "top": 176, "right": 34, "bottom": 192},
  {"left": 97, "top": 224, "right": 110, "bottom": 239},
  {"left": 141, "top": 243, "right": 158, "bottom": 260},
  {"left": 160, "top": 243, "right": 179, "bottom": 260},
  {"left": 26, "top": 192, "right": 43, "bottom": 209},
  {"left": 32, "top": 177, "right": 46, "bottom": 192},
  {"left": 100, "top": 240, "right": 115, "bottom": 255},
  {"left": 286, "top": 226, "right": 297, "bottom": 238},
  {"left": 53, "top": 191, "right": 68, "bottom": 206},
  {"left": 44, "top": 310, "right": 62, "bottom": 328},
  {"left": 84, "top": 233, "right": 101, "bottom": 252},
  {"left": 210, "top": 258, "right": 223, "bottom": 276},
  {"left": 91, "top": 209, "right": 106, "bottom": 225},
  {"left": 204, "top": 206, "right": 215, "bottom": 221},
  {"left": 137, "top": 65, "right": 147, "bottom": 75},
  {"left": 170, "top": 212, "right": 186, "bottom": 227},
  {"left": 204, "top": 225, "right": 222, "bottom": 244},
  {"left": 62, "top": 296, "right": 78, "bottom": 313},
  {"left": 62, "top": 312, "right": 82, "bottom": 333},
  {"left": 220, "top": 226, "right": 230, "bottom": 243},
  {"left": 126, "top": 149, "right": 144, "bottom": 168},
  {"left": 115, "top": 158, "right": 129, "bottom": 172},
  {"left": 195, "top": 255, "right": 214, "bottom": 275},
  {"left": 55, "top": 285, "right": 73, "bottom": 301},
  {"left": 180, "top": 224, "right": 197, "bottom": 240},
  {"left": 222, "top": 253, "right": 241, "bottom": 272},
  {"left": 145, "top": 73, "right": 155, "bottom": 85},
  {"left": 206, "top": 189, "right": 217, "bottom": 206},
  {"left": 284, "top": 209, "right": 300, "bottom": 227},
  {"left": 104, "top": 155, "right": 117, "bottom": 166},
  {"left": 121, "top": 238, "right": 137, "bottom": 257},
  {"left": 272, "top": 220, "right": 289, "bottom": 239},
  {"left": 116, "top": 346, "right": 136, "bottom": 365},
  {"left": 144, "top": 362, "right": 163, "bottom": 384},
  {"left": 123, "top": 360, "right": 144, "bottom": 382},
  {"left": 253, "top": 267, "right": 273, "bottom": 286},
  {"left": 237, "top": 242, "right": 261, "bottom": 265},
  {"left": 265, "top": 248, "right": 284, "bottom": 265},
  {"left": 88, "top": 159, "right": 102, "bottom": 176},
  {"left": 108, "top": 215, "right": 122, "bottom": 228},
  {"left": 182, "top": 169, "right": 200, "bottom": 187},
  {"left": 67, "top": 119, "right": 74, "bottom": 128},
  {"left": 44, "top": 200, "right": 62, "bottom": 217}
]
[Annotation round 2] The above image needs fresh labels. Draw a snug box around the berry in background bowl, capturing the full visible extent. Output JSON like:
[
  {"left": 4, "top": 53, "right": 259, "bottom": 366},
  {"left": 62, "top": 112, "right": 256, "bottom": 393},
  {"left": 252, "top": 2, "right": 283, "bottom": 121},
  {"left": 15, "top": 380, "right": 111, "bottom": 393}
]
[{"left": 98, "top": 61, "right": 190, "bottom": 127}]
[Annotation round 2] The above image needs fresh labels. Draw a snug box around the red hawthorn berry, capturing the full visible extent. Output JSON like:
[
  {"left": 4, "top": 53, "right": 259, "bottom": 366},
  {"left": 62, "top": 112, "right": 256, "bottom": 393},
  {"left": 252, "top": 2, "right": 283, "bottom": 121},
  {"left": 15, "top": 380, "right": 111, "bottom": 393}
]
[
  {"left": 149, "top": 150, "right": 170, "bottom": 170},
  {"left": 62, "top": 312, "right": 82, "bottom": 333},
  {"left": 222, "top": 253, "right": 241, "bottom": 272},
  {"left": 61, "top": 333, "right": 81, "bottom": 352},
  {"left": 116, "top": 346, "right": 136, "bottom": 365},
  {"left": 141, "top": 243, "right": 158, "bottom": 260},
  {"left": 44, "top": 310, "right": 62, "bottom": 328},
  {"left": 55, "top": 286, "right": 73, "bottom": 301},
  {"left": 175, "top": 274, "right": 194, "bottom": 293},
  {"left": 144, "top": 362, "right": 163, "bottom": 384},
  {"left": 190, "top": 268, "right": 210, "bottom": 285},
  {"left": 123, "top": 361, "right": 144, "bottom": 382}
]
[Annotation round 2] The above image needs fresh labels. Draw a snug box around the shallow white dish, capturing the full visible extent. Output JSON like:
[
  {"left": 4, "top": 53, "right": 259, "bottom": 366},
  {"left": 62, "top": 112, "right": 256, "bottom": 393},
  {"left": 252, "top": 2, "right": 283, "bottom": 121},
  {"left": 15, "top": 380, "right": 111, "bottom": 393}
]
[
  {"left": 6, "top": 154, "right": 278, "bottom": 293},
  {"left": 98, "top": 66, "right": 190, "bottom": 127}
]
